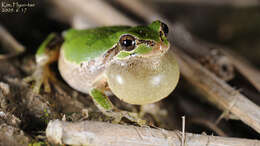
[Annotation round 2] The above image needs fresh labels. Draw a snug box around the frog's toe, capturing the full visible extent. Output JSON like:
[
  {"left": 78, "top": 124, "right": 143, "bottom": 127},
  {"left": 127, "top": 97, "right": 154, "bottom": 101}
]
[
  {"left": 33, "top": 78, "right": 43, "bottom": 93},
  {"left": 23, "top": 73, "right": 42, "bottom": 94},
  {"left": 24, "top": 65, "right": 55, "bottom": 93},
  {"left": 121, "top": 111, "right": 147, "bottom": 126},
  {"left": 23, "top": 76, "right": 34, "bottom": 83},
  {"left": 90, "top": 89, "right": 147, "bottom": 126},
  {"left": 43, "top": 76, "right": 51, "bottom": 93},
  {"left": 108, "top": 111, "right": 147, "bottom": 126}
]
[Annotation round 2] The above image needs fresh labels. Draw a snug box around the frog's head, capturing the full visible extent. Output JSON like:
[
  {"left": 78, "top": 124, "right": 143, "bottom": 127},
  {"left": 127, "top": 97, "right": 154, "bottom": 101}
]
[
  {"left": 115, "top": 20, "right": 170, "bottom": 59},
  {"left": 106, "top": 21, "right": 179, "bottom": 105}
]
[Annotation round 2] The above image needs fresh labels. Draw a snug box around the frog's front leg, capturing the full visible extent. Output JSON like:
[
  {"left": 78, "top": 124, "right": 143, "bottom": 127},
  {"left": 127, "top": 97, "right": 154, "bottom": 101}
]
[
  {"left": 90, "top": 88, "right": 146, "bottom": 126},
  {"left": 24, "top": 33, "right": 63, "bottom": 93}
]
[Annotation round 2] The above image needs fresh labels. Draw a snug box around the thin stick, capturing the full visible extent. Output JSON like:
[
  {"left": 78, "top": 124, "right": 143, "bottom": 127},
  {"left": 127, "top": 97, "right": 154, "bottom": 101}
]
[
  {"left": 141, "top": 0, "right": 260, "bottom": 7},
  {"left": 0, "top": 24, "right": 25, "bottom": 59},
  {"left": 191, "top": 118, "right": 228, "bottom": 136},
  {"left": 174, "top": 48, "right": 260, "bottom": 133},
  {"left": 51, "top": 0, "right": 136, "bottom": 27},
  {"left": 178, "top": 31, "right": 260, "bottom": 92},
  {"left": 221, "top": 49, "right": 260, "bottom": 92},
  {"left": 172, "top": 23, "right": 235, "bottom": 81},
  {"left": 116, "top": 0, "right": 162, "bottom": 22},
  {"left": 183, "top": 32, "right": 260, "bottom": 92},
  {"left": 46, "top": 120, "right": 260, "bottom": 146},
  {"left": 181, "top": 116, "right": 185, "bottom": 146}
]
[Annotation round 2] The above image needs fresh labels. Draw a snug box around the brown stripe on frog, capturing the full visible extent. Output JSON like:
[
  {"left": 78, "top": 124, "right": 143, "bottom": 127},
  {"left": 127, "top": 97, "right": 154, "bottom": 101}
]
[
  {"left": 102, "top": 44, "right": 121, "bottom": 64},
  {"left": 136, "top": 39, "right": 155, "bottom": 47},
  {"left": 46, "top": 34, "right": 64, "bottom": 51},
  {"left": 42, "top": 34, "right": 64, "bottom": 65}
]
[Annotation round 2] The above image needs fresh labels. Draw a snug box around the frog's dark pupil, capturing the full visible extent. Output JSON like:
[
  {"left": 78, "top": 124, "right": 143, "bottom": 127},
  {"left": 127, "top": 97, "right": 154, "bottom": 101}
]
[
  {"left": 161, "top": 22, "right": 169, "bottom": 36},
  {"left": 123, "top": 39, "right": 134, "bottom": 47},
  {"left": 120, "top": 35, "right": 136, "bottom": 51}
]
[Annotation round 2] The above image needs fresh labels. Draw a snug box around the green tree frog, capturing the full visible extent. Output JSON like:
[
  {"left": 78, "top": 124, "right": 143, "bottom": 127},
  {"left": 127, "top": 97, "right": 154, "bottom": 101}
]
[{"left": 25, "top": 20, "right": 180, "bottom": 125}]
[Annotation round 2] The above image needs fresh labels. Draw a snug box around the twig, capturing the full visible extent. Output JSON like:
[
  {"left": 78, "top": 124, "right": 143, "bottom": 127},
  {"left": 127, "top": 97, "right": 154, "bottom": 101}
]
[
  {"left": 175, "top": 26, "right": 260, "bottom": 92},
  {"left": 142, "top": 0, "right": 260, "bottom": 7},
  {"left": 181, "top": 116, "right": 185, "bottom": 146},
  {"left": 51, "top": 0, "right": 136, "bottom": 28},
  {"left": 0, "top": 24, "right": 25, "bottom": 59},
  {"left": 221, "top": 49, "right": 260, "bottom": 92},
  {"left": 173, "top": 23, "right": 234, "bottom": 81},
  {"left": 174, "top": 48, "right": 260, "bottom": 133},
  {"left": 215, "top": 98, "right": 238, "bottom": 125},
  {"left": 46, "top": 120, "right": 260, "bottom": 146},
  {"left": 173, "top": 23, "right": 235, "bottom": 81},
  {"left": 173, "top": 26, "right": 260, "bottom": 92},
  {"left": 115, "top": 0, "right": 163, "bottom": 23},
  {"left": 191, "top": 118, "right": 228, "bottom": 136}
]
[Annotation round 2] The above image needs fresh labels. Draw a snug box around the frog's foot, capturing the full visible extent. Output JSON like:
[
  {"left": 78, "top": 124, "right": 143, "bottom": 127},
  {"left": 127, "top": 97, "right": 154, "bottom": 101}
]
[
  {"left": 105, "top": 110, "right": 146, "bottom": 126},
  {"left": 90, "top": 88, "right": 146, "bottom": 126},
  {"left": 24, "top": 33, "right": 61, "bottom": 93},
  {"left": 24, "top": 65, "right": 57, "bottom": 93}
]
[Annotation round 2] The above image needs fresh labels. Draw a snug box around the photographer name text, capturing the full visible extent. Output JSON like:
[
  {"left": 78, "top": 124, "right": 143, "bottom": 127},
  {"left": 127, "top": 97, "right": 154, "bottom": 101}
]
[{"left": 1, "top": 1, "right": 35, "bottom": 13}]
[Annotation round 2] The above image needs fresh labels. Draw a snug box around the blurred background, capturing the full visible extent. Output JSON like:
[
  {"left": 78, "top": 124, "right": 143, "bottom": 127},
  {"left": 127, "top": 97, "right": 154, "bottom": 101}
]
[
  {"left": 1, "top": 0, "right": 260, "bottom": 66},
  {"left": 0, "top": 0, "right": 259, "bottom": 144}
]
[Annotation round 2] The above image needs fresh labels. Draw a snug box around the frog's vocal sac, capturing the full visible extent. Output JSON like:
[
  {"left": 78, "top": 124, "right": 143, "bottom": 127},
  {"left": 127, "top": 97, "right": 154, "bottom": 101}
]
[
  {"left": 26, "top": 20, "right": 179, "bottom": 125},
  {"left": 106, "top": 50, "right": 179, "bottom": 105}
]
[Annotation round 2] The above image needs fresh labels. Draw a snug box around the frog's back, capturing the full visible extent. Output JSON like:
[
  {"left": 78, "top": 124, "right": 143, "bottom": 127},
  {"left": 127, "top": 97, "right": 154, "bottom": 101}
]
[
  {"left": 59, "top": 26, "right": 130, "bottom": 93},
  {"left": 62, "top": 26, "right": 130, "bottom": 64}
]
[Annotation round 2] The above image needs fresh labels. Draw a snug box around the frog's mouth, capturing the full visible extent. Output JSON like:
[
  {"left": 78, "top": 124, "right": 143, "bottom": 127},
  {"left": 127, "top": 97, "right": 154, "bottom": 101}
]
[
  {"left": 136, "top": 40, "right": 170, "bottom": 58},
  {"left": 152, "top": 41, "right": 170, "bottom": 55}
]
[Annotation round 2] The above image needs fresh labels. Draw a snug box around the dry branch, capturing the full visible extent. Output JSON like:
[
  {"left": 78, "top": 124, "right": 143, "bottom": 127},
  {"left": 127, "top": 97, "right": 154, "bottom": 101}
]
[
  {"left": 174, "top": 48, "right": 260, "bottom": 133},
  {"left": 221, "top": 49, "right": 260, "bottom": 92},
  {"left": 172, "top": 23, "right": 235, "bottom": 81},
  {"left": 171, "top": 23, "right": 260, "bottom": 92},
  {"left": 0, "top": 24, "right": 25, "bottom": 59},
  {"left": 51, "top": 0, "right": 136, "bottom": 28},
  {"left": 142, "top": 0, "right": 260, "bottom": 7},
  {"left": 190, "top": 118, "right": 227, "bottom": 137},
  {"left": 46, "top": 120, "right": 260, "bottom": 146}
]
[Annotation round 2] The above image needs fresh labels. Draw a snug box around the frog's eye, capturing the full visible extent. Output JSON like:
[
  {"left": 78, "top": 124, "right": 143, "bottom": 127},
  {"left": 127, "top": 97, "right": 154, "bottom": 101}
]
[
  {"left": 119, "top": 35, "right": 136, "bottom": 51},
  {"left": 161, "top": 22, "right": 169, "bottom": 36}
]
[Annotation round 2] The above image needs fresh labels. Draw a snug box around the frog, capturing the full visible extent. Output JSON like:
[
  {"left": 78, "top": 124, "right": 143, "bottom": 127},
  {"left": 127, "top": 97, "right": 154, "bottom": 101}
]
[{"left": 24, "top": 20, "right": 180, "bottom": 125}]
